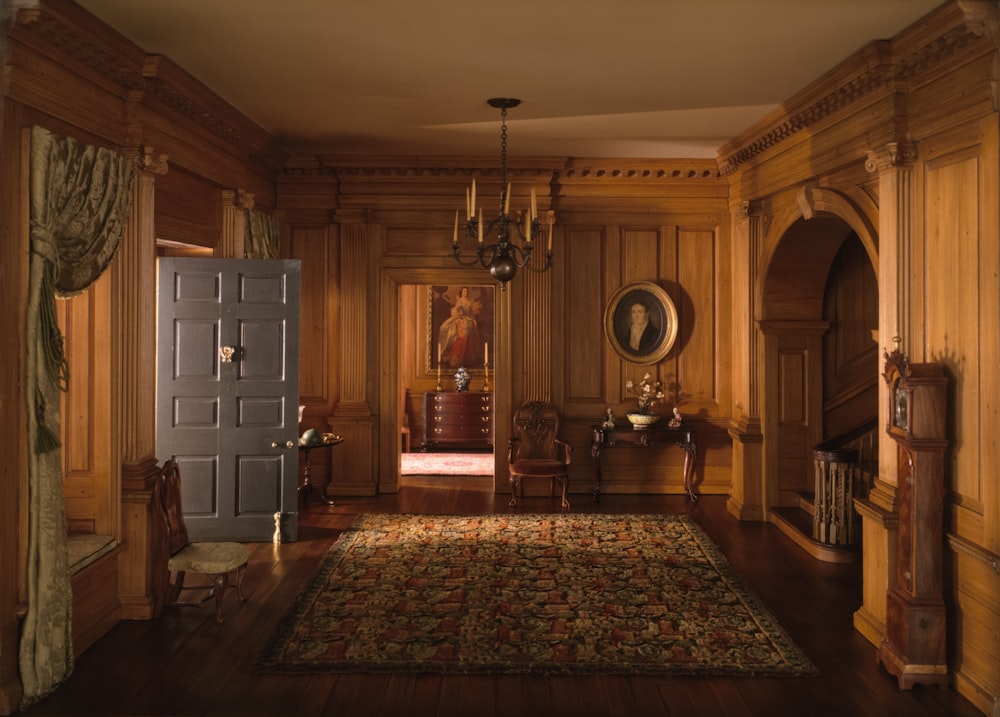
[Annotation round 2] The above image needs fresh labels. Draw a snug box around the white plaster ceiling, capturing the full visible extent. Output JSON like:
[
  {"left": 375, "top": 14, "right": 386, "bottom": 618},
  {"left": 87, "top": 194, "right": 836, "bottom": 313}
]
[{"left": 76, "top": 0, "right": 944, "bottom": 159}]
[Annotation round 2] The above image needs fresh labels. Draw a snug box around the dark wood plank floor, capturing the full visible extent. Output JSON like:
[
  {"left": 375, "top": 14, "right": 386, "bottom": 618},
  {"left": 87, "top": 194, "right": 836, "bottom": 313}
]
[{"left": 19, "top": 475, "right": 983, "bottom": 717}]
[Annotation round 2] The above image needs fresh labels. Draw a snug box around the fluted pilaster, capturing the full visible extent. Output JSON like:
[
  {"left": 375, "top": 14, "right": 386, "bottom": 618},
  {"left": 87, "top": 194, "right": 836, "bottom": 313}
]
[
  {"left": 866, "top": 141, "right": 915, "bottom": 496},
  {"left": 116, "top": 146, "right": 169, "bottom": 619},
  {"left": 334, "top": 210, "right": 372, "bottom": 416},
  {"left": 521, "top": 217, "right": 554, "bottom": 402},
  {"left": 219, "top": 188, "right": 253, "bottom": 258},
  {"left": 115, "top": 147, "right": 167, "bottom": 473}
]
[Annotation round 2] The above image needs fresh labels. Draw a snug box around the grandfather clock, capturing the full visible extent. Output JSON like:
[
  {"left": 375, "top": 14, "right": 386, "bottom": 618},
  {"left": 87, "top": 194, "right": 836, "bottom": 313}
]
[{"left": 877, "top": 343, "right": 949, "bottom": 689}]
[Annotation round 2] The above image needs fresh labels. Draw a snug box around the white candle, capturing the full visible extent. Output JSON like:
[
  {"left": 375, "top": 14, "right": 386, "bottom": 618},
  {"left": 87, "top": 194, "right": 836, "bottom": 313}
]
[
  {"left": 547, "top": 222, "right": 553, "bottom": 252},
  {"left": 470, "top": 179, "right": 476, "bottom": 217},
  {"left": 452, "top": 210, "right": 459, "bottom": 246},
  {"left": 437, "top": 342, "right": 442, "bottom": 362},
  {"left": 484, "top": 342, "right": 489, "bottom": 365},
  {"left": 504, "top": 183, "right": 511, "bottom": 215},
  {"left": 466, "top": 187, "right": 471, "bottom": 220},
  {"left": 530, "top": 187, "right": 537, "bottom": 220},
  {"left": 478, "top": 210, "right": 483, "bottom": 245},
  {"left": 525, "top": 209, "right": 531, "bottom": 243}
]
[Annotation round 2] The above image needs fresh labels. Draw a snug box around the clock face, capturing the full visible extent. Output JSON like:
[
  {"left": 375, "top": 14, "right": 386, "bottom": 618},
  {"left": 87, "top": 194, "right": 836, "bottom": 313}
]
[{"left": 893, "top": 385, "right": 909, "bottom": 431}]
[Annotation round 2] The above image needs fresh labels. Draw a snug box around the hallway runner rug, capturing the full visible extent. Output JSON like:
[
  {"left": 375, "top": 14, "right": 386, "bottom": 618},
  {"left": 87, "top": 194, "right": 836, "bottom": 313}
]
[
  {"left": 257, "top": 513, "right": 817, "bottom": 677},
  {"left": 400, "top": 451, "right": 493, "bottom": 476}
]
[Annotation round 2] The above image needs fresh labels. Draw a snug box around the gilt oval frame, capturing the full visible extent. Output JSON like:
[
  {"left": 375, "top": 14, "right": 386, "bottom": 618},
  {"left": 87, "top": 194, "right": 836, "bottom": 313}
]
[{"left": 603, "top": 281, "right": 678, "bottom": 365}]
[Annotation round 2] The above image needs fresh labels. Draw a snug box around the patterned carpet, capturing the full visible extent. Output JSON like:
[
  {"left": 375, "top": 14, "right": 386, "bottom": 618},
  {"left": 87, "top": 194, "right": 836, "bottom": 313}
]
[
  {"left": 257, "top": 513, "right": 817, "bottom": 677},
  {"left": 400, "top": 451, "right": 493, "bottom": 475}
]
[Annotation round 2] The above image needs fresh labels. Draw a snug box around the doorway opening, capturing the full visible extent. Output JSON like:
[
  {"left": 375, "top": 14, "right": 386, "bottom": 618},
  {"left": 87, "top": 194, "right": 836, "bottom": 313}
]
[{"left": 397, "top": 282, "right": 496, "bottom": 486}]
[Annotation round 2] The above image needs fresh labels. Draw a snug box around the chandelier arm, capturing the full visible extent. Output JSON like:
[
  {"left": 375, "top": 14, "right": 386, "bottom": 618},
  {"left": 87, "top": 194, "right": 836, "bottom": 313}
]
[
  {"left": 522, "top": 252, "right": 555, "bottom": 273},
  {"left": 450, "top": 97, "right": 553, "bottom": 286}
]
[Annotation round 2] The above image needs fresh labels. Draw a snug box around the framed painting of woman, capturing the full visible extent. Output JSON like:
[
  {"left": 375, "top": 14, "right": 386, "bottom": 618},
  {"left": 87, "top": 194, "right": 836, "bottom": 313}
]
[{"left": 427, "top": 285, "right": 494, "bottom": 371}]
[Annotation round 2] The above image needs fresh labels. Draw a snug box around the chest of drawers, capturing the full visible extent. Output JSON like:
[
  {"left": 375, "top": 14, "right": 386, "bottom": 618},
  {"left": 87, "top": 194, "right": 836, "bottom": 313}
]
[{"left": 421, "top": 391, "right": 493, "bottom": 450}]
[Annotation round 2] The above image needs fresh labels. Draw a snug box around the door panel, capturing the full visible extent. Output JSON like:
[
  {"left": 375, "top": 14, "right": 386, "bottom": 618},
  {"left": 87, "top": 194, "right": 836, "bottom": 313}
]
[{"left": 157, "top": 257, "right": 301, "bottom": 542}]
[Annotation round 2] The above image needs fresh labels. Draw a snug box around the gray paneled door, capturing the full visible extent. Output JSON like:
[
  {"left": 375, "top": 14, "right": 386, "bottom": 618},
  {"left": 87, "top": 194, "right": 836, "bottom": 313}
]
[{"left": 156, "top": 258, "right": 301, "bottom": 542}]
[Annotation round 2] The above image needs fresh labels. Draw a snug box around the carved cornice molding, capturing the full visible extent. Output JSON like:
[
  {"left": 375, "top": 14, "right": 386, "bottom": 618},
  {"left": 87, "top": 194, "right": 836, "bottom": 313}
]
[
  {"left": 12, "top": 7, "right": 145, "bottom": 90},
  {"left": 12, "top": 6, "right": 277, "bottom": 165},
  {"left": 281, "top": 159, "right": 721, "bottom": 183},
  {"left": 718, "top": 18, "right": 987, "bottom": 177},
  {"left": 560, "top": 165, "right": 719, "bottom": 180}
]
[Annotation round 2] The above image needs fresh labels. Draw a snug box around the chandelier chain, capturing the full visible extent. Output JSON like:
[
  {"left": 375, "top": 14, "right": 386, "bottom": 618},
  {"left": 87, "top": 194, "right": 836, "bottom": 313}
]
[{"left": 499, "top": 106, "right": 509, "bottom": 215}]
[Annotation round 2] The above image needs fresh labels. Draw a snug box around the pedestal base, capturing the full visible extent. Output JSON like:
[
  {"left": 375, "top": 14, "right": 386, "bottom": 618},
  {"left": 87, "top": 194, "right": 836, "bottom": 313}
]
[
  {"left": 876, "top": 638, "right": 949, "bottom": 690},
  {"left": 876, "top": 587, "right": 948, "bottom": 690}
]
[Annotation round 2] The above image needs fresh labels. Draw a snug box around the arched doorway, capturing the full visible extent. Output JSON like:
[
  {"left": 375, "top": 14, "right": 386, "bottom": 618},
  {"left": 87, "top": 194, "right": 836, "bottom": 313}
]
[{"left": 758, "top": 213, "right": 879, "bottom": 521}]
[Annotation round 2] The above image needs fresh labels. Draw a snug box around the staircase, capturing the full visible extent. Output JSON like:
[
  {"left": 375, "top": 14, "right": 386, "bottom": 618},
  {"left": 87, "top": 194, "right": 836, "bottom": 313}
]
[{"left": 770, "top": 421, "right": 877, "bottom": 563}]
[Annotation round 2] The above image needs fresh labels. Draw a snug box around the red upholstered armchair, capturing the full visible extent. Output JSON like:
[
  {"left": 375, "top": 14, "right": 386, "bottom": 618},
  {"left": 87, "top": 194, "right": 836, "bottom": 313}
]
[{"left": 507, "top": 401, "right": 572, "bottom": 510}]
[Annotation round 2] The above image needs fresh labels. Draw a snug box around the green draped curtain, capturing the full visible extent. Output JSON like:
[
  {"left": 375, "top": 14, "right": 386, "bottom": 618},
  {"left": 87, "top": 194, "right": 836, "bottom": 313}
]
[
  {"left": 244, "top": 206, "right": 279, "bottom": 259},
  {"left": 21, "top": 126, "right": 134, "bottom": 708}
]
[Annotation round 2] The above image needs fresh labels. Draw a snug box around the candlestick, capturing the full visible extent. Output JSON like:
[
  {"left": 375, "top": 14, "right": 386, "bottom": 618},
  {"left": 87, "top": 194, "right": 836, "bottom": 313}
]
[{"left": 436, "top": 342, "right": 443, "bottom": 391}]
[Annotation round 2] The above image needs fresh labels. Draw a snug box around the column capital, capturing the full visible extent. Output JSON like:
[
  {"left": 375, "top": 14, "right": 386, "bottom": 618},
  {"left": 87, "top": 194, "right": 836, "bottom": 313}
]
[
  {"left": 865, "top": 142, "right": 917, "bottom": 173},
  {"left": 222, "top": 188, "right": 254, "bottom": 209},
  {"left": 123, "top": 146, "right": 169, "bottom": 175},
  {"left": 735, "top": 200, "right": 762, "bottom": 219}
]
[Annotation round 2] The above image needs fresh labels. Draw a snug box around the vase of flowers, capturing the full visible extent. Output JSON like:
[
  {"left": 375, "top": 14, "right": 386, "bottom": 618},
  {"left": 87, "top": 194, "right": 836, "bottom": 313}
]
[{"left": 625, "top": 373, "right": 664, "bottom": 428}]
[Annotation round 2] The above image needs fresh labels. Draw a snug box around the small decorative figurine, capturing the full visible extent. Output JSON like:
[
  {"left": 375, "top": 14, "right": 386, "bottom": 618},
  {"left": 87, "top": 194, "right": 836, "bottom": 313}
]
[
  {"left": 601, "top": 408, "right": 616, "bottom": 429},
  {"left": 668, "top": 407, "right": 682, "bottom": 428},
  {"left": 454, "top": 366, "right": 471, "bottom": 392}
]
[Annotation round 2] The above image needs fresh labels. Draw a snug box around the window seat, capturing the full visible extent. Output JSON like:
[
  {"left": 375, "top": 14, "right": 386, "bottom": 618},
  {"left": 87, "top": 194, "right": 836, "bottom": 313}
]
[{"left": 67, "top": 533, "right": 117, "bottom": 576}]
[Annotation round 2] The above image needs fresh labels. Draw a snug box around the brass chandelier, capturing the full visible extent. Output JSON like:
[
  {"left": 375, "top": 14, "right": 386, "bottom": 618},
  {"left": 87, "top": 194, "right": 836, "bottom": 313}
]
[{"left": 451, "top": 98, "right": 553, "bottom": 291}]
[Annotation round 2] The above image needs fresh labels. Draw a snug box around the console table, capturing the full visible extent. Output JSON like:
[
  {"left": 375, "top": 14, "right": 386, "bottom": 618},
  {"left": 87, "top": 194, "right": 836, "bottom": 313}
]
[
  {"left": 590, "top": 423, "right": 698, "bottom": 502},
  {"left": 422, "top": 391, "right": 493, "bottom": 451}
]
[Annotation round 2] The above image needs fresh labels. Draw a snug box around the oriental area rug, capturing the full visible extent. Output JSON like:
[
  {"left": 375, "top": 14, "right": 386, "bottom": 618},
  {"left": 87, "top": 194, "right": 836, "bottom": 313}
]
[
  {"left": 400, "top": 451, "right": 493, "bottom": 476},
  {"left": 257, "top": 513, "right": 817, "bottom": 678}
]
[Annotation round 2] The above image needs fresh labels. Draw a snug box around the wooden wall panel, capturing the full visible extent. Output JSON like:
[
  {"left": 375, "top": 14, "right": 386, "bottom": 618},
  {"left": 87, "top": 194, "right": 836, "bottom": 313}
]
[
  {"left": 154, "top": 167, "right": 222, "bottom": 248},
  {"left": 290, "top": 225, "right": 332, "bottom": 403},
  {"left": 563, "top": 228, "right": 605, "bottom": 405},
  {"left": 924, "top": 149, "right": 983, "bottom": 511},
  {"left": 58, "top": 272, "right": 112, "bottom": 536},
  {"left": 676, "top": 228, "right": 718, "bottom": 409}
]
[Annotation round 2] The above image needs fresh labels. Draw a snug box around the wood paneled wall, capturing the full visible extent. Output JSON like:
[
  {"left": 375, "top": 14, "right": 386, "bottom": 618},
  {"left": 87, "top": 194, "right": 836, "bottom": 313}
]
[
  {"left": 278, "top": 159, "right": 733, "bottom": 500},
  {"left": 1, "top": 0, "right": 998, "bottom": 715},
  {"left": 720, "top": 2, "right": 1000, "bottom": 711}
]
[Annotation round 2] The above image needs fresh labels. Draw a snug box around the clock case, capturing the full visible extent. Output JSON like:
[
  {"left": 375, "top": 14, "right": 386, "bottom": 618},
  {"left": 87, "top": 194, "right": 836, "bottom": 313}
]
[{"left": 877, "top": 347, "right": 949, "bottom": 689}]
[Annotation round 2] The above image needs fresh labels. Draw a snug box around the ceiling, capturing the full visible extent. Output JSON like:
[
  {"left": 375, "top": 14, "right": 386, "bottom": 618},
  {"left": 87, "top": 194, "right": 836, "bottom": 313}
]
[{"left": 75, "top": 0, "right": 944, "bottom": 160}]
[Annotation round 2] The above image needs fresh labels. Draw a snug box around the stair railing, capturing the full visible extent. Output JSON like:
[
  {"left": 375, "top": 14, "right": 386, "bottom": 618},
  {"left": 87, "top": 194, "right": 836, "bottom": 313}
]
[{"left": 812, "top": 420, "right": 877, "bottom": 546}]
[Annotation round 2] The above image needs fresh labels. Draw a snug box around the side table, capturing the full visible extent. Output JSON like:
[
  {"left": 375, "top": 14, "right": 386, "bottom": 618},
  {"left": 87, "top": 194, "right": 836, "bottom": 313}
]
[
  {"left": 590, "top": 423, "right": 698, "bottom": 502},
  {"left": 298, "top": 436, "right": 343, "bottom": 507}
]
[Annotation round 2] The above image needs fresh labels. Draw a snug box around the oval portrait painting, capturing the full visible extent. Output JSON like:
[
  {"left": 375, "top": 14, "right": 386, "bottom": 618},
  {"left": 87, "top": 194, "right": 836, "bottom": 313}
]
[{"left": 603, "top": 281, "right": 678, "bottom": 364}]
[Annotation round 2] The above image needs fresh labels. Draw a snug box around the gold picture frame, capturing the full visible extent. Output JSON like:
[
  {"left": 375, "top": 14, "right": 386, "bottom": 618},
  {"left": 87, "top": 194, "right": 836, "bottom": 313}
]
[
  {"left": 603, "top": 281, "right": 678, "bottom": 364},
  {"left": 426, "top": 284, "right": 494, "bottom": 373}
]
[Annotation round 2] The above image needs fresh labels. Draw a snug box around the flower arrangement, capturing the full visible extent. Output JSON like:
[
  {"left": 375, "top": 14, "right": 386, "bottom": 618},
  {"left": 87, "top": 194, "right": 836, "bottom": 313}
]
[{"left": 625, "top": 373, "right": 664, "bottom": 415}]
